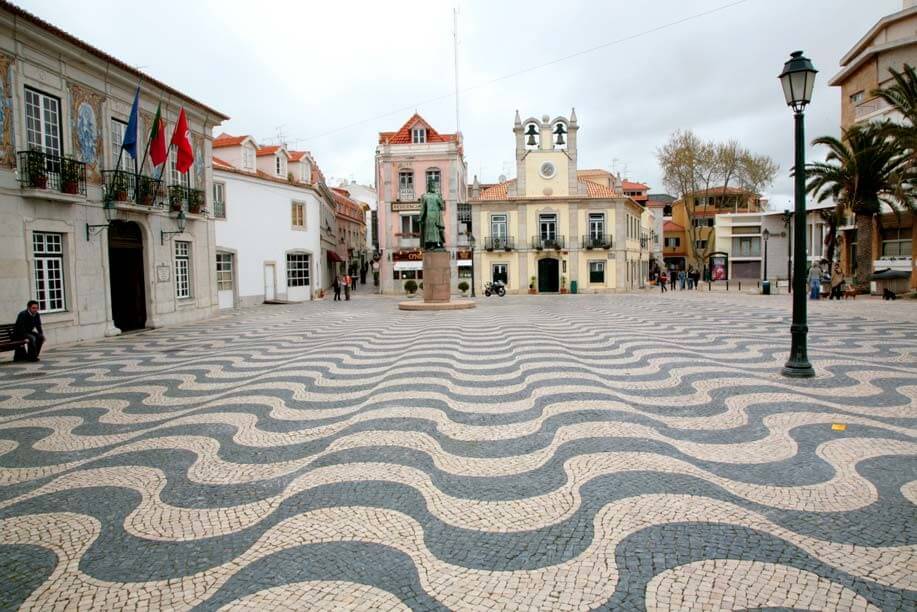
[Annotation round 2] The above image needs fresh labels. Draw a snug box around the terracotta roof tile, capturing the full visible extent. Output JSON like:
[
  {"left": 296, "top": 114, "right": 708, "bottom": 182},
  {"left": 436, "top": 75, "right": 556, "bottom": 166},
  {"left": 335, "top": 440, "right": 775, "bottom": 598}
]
[
  {"left": 581, "top": 180, "right": 617, "bottom": 198},
  {"left": 212, "top": 156, "right": 233, "bottom": 170},
  {"left": 622, "top": 180, "right": 648, "bottom": 191},
  {"left": 288, "top": 150, "right": 307, "bottom": 161},
  {"left": 213, "top": 133, "right": 249, "bottom": 148},
  {"left": 378, "top": 113, "right": 458, "bottom": 144},
  {"left": 478, "top": 180, "right": 513, "bottom": 200},
  {"left": 664, "top": 220, "right": 685, "bottom": 232},
  {"left": 256, "top": 145, "right": 283, "bottom": 157}
]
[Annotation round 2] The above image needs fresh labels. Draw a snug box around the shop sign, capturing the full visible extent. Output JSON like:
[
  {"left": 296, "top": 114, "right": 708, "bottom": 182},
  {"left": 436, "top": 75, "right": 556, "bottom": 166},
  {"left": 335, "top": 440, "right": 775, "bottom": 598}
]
[
  {"left": 392, "top": 250, "right": 423, "bottom": 262},
  {"left": 391, "top": 201, "right": 421, "bottom": 212}
]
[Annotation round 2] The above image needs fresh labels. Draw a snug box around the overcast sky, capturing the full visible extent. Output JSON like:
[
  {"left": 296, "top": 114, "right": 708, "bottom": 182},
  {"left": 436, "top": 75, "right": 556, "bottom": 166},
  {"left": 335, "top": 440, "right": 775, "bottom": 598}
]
[{"left": 19, "top": 0, "right": 902, "bottom": 206}]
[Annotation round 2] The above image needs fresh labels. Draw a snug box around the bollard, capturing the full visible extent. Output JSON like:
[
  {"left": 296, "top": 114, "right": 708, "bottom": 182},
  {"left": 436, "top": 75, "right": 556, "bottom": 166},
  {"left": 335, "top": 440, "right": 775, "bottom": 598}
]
[
  {"left": 708, "top": 281, "right": 712, "bottom": 291},
  {"left": 726, "top": 280, "right": 729, "bottom": 291},
  {"left": 738, "top": 281, "right": 742, "bottom": 291}
]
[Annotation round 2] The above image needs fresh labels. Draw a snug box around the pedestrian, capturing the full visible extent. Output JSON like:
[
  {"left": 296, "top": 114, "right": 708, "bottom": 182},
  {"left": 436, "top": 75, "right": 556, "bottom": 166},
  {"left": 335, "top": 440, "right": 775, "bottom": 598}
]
[
  {"left": 13, "top": 300, "right": 44, "bottom": 362},
  {"left": 659, "top": 270, "right": 667, "bottom": 292},
  {"left": 692, "top": 268, "right": 701, "bottom": 290},
  {"left": 678, "top": 269, "right": 686, "bottom": 290},
  {"left": 360, "top": 262, "right": 368, "bottom": 285},
  {"left": 332, "top": 276, "right": 341, "bottom": 301},
  {"left": 829, "top": 263, "right": 844, "bottom": 300},
  {"left": 344, "top": 274, "right": 351, "bottom": 301},
  {"left": 351, "top": 272, "right": 357, "bottom": 291},
  {"left": 686, "top": 267, "right": 694, "bottom": 290},
  {"left": 807, "top": 262, "right": 822, "bottom": 300},
  {"left": 669, "top": 268, "right": 677, "bottom": 291}
]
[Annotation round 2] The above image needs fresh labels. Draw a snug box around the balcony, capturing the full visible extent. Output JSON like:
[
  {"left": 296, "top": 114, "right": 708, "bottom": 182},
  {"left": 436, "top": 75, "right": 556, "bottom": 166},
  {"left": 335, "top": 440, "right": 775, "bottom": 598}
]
[
  {"left": 582, "top": 234, "right": 612, "bottom": 249},
  {"left": 854, "top": 97, "right": 890, "bottom": 121},
  {"left": 485, "top": 236, "right": 515, "bottom": 251},
  {"left": 398, "top": 187, "right": 415, "bottom": 201},
  {"left": 17, "top": 149, "right": 86, "bottom": 198},
  {"left": 102, "top": 170, "right": 163, "bottom": 208},
  {"left": 398, "top": 233, "right": 420, "bottom": 249},
  {"left": 532, "top": 235, "right": 565, "bottom": 250},
  {"left": 168, "top": 184, "right": 206, "bottom": 215}
]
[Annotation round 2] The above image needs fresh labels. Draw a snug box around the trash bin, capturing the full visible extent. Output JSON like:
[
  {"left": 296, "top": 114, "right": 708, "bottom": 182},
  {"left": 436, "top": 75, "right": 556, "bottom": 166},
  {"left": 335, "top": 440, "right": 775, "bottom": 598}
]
[
  {"left": 570, "top": 280, "right": 578, "bottom": 294},
  {"left": 761, "top": 280, "right": 771, "bottom": 295}
]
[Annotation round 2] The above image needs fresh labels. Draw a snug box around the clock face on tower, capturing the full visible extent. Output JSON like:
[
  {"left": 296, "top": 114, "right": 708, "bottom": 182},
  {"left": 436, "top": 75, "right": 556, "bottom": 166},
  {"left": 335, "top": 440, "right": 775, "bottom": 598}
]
[{"left": 539, "top": 161, "right": 556, "bottom": 179}]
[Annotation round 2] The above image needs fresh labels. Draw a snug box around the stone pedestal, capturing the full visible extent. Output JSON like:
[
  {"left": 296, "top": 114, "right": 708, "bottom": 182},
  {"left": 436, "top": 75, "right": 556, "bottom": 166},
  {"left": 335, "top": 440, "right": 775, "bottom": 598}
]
[{"left": 422, "top": 250, "right": 451, "bottom": 303}]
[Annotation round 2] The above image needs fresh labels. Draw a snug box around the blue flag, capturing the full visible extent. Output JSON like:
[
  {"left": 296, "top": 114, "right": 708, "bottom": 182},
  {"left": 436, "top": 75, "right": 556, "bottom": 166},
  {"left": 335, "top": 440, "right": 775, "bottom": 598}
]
[{"left": 121, "top": 86, "right": 140, "bottom": 159}]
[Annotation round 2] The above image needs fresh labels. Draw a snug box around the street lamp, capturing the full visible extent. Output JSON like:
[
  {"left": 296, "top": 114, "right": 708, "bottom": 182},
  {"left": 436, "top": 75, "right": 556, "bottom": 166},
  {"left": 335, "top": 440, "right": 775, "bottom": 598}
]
[
  {"left": 469, "top": 234, "right": 477, "bottom": 297},
  {"left": 762, "top": 227, "right": 770, "bottom": 283},
  {"left": 160, "top": 210, "right": 188, "bottom": 245},
  {"left": 782, "top": 209, "right": 793, "bottom": 291},
  {"left": 778, "top": 50, "right": 817, "bottom": 378},
  {"left": 85, "top": 198, "right": 116, "bottom": 241}
]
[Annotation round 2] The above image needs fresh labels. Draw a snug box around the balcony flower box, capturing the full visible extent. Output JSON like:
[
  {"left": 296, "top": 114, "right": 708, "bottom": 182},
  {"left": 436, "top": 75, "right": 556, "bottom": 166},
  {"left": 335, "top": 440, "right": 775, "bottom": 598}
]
[{"left": 24, "top": 149, "right": 48, "bottom": 189}]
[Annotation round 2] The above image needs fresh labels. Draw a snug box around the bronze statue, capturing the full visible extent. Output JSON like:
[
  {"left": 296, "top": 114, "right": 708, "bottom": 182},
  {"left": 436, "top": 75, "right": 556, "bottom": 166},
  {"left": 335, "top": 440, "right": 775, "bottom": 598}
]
[{"left": 419, "top": 179, "right": 445, "bottom": 250}]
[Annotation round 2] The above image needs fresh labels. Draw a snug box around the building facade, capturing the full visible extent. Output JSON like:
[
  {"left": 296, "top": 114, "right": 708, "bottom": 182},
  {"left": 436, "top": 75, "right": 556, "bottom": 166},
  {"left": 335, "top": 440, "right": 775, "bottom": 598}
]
[
  {"left": 470, "top": 110, "right": 652, "bottom": 294},
  {"left": 375, "top": 114, "right": 467, "bottom": 294},
  {"left": 829, "top": 0, "right": 916, "bottom": 290},
  {"left": 0, "top": 2, "right": 228, "bottom": 345},
  {"left": 212, "top": 134, "right": 330, "bottom": 307},
  {"left": 331, "top": 186, "right": 368, "bottom": 279}
]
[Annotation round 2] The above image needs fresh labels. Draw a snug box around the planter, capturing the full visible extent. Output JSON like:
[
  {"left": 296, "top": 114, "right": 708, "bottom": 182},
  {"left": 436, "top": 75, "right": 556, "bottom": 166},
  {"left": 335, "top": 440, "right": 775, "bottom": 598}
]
[
  {"left": 138, "top": 193, "right": 154, "bottom": 207},
  {"left": 62, "top": 181, "right": 79, "bottom": 195},
  {"left": 407, "top": 292, "right": 417, "bottom": 299},
  {"left": 460, "top": 291, "right": 469, "bottom": 298},
  {"left": 504, "top": 247, "right": 512, "bottom": 252},
  {"left": 30, "top": 175, "right": 48, "bottom": 189},
  {"left": 528, "top": 288, "right": 537, "bottom": 294},
  {"left": 170, "top": 200, "right": 182, "bottom": 212},
  {"left": 189, "top": 203, "right": 204, "bottom": 215},
  {"left": 560, "top": 288, "right": 568, "bottom": 294},
  {"left": 115, "top": 190, "right": 129, "bottom": 202}
]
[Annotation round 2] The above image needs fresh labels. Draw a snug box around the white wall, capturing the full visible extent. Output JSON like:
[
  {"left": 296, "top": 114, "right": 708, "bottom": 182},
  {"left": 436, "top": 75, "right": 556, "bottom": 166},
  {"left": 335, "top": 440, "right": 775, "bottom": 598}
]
[{"left": 214, "top": 170, "right": 323, "bottom": 304}]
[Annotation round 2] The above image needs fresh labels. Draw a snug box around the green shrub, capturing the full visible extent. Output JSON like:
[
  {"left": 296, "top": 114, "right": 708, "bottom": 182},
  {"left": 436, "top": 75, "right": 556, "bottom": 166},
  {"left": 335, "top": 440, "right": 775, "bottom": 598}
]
[
  {"left": 404, "top": 279, "right": 418, "bottom": 293},
  {"left": 458, "top": 281, "right": 469, "bottom": 292}
]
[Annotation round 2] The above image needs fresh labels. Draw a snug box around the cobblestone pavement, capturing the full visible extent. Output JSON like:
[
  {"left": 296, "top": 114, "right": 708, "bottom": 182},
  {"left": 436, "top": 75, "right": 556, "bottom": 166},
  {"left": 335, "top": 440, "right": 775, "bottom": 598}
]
[{"left": 0, "top": 292, "right": 915, "bottom": 611}]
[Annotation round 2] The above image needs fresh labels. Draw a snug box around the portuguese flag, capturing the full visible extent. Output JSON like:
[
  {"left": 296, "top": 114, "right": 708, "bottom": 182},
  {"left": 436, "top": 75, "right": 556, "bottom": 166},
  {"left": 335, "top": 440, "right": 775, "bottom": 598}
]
[{"left": 148, "top": 103, "right": 168, "bottom": 167}]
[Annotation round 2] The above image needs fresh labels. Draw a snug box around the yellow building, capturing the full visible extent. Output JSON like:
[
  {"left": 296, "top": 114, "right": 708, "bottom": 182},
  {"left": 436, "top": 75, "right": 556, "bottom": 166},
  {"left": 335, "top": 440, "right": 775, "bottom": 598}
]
[{"left": 470, "top": 111, "right": 652, "bottom": 293}]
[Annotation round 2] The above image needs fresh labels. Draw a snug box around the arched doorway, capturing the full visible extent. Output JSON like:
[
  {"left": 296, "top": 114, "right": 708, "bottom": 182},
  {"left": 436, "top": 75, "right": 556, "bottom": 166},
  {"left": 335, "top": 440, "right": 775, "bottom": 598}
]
[
  {"left": 537, "top": 257, "right": 559, "bottom": 292},
  {"left": 108, "top": 221, "right": 147, "bottom": 331}
]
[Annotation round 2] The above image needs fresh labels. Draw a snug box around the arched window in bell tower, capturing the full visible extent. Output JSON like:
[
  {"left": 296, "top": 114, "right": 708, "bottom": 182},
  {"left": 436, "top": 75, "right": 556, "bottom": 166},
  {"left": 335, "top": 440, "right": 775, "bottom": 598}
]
[{"left": 523, "top": 122, "right": 539, "bottom": 149}]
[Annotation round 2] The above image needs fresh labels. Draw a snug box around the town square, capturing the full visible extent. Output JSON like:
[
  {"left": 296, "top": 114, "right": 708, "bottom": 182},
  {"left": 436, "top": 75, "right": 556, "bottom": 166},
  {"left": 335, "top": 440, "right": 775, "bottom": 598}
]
[{"left": 0, "top": 0, "right": 916, "bottom": 610}]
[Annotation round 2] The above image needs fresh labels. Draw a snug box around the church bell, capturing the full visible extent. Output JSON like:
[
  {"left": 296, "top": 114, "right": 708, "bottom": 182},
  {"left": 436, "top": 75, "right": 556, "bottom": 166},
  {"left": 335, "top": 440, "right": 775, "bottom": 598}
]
[{"left": 524, "top": 123, "right": 538, "bottom": 146}]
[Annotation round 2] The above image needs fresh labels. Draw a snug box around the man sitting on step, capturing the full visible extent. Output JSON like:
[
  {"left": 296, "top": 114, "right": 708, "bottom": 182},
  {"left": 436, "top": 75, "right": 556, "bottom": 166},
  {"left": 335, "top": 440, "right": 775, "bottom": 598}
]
[{"left": 13, "top": 300, "right": 44, "bottom": 362}]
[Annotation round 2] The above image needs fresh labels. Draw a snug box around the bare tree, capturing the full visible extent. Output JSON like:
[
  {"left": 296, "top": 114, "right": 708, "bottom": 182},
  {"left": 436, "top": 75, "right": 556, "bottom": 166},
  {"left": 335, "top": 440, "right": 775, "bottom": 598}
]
[{"left": 657, "top": 131, "right": 779, "bottom": 268}]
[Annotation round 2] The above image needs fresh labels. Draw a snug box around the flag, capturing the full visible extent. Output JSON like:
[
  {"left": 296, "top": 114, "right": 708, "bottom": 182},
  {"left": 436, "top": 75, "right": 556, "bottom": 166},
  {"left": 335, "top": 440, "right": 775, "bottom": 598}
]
[
  {"left": 148, "top": 103, "right": 167, "bottom": 167},
  {"left": 121, "top": 86, "right": 140, "bottom": 159},
  {"left": 170, "top": 107, "right": 193, "bottom": 173}
]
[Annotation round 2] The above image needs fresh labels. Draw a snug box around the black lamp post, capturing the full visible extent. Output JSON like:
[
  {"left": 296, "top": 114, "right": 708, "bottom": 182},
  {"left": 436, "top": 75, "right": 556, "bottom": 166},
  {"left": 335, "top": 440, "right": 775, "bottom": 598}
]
[
  {"left": 469, "top": 234, "right": 476, "bottom": 297},
  {"left": 779, "top": 50, "right": 817, "bottom": 378},
  {"left": 85, "top": 199, "right": 116, "bottom": 241},
  {"left": 762, "top": 227, "right": 770, "bottom": 283},
  {"left": 782, "top": 209, "right": 793, "bottom": 291}
]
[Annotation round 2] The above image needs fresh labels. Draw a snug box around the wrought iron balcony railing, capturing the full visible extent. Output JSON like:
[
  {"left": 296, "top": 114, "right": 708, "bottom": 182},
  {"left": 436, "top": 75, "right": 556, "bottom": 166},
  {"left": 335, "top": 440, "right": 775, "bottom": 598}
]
[
  {"left": 485, "top": 236, "right": 515, "bottom": 251},
  {"left": 18, "top": 149, "right": 86, "bottom": 196},
  {"left": 168, "top": 184, "right": 206, "bottom": 214},
  {"left": 582, "top": 234, "right": 612, "bottom": 249},
  {"left": 532, "top": 235, "right": 565, "bottom": 250},
  {"left": 102, "top": 170, "right": 163, "bottom": 207},
  {"left": 398, "top": 187, "right": 415, "bottom": 201}
]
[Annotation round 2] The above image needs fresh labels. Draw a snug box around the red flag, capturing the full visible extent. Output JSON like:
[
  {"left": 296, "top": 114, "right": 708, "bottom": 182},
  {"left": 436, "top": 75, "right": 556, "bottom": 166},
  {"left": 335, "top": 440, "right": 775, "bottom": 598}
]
[
  {"left": 149, "top": 103, "right": 168, "bottom": 167},
  {"left": 170, "top": 107, "right": 193, "bottom": 173}
]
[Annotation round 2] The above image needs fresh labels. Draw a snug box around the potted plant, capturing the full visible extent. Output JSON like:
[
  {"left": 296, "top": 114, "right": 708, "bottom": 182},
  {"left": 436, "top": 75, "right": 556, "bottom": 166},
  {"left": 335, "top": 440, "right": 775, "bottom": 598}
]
[
  {"left": 528, "top": 275, "right": 537, "bottom": 295},
  {"left": 458, "top": 280, "right": 469, "bottom": 297},
  {"left": 111, "top": 171, "right": 130, "bottom": 201},
  {"left": 60, "top": 158, "right": 81, "bottom": 194},
  {"left": 560, "top": 275, "right": 568, "bottom": 294},
  {"left": 189, "top": 189, "right": 205, "bottom": 215},
  {"left": 24, "top": 148, "right": 47, "bottom": 189},
  {"left": 169, "top": 185, "right": 184, "bottom": 212},
  {"left": 404, "top": 279, "right": 418, "bottom": 297},
  {"left": 137, "top": 178, "right": 156, "bottom": 206}
]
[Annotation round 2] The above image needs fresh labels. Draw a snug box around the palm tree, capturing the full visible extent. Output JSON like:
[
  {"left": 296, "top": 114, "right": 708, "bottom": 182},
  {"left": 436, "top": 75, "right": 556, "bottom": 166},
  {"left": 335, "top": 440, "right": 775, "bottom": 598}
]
[
  {"left": 805, "top": 123, "right": 911, "bottom": 288},
  {"left": 818, "top": 206, "right": 842, "bottom": 264},
  {"left": 872, "top": 64, "right": 916, "bottom": 200}
]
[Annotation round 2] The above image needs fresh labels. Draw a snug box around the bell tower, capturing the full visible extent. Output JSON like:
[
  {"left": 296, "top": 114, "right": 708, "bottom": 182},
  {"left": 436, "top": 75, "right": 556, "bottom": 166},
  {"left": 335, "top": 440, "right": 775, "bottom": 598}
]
[{"left": 514, "top": 110, "right": 578, "bottom": 198}]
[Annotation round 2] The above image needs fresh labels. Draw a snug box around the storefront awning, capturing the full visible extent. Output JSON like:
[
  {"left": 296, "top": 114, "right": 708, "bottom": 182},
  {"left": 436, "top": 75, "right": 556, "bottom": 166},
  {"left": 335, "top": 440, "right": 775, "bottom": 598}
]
[
  {"left": 457, "top": 260, "right": 472, "bottom": 266},
  {"left": 327, "top": 251, "right": 345, "bottom": 263},
  {"left": 394, "top": 261, "right": 423, "bottom": 271}
]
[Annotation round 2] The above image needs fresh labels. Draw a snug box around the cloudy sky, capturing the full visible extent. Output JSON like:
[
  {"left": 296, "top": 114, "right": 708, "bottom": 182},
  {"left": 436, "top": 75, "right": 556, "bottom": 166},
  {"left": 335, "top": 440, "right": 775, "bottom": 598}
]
[{"left": 19, "top": 0, "right": 902, "bottom": 206}]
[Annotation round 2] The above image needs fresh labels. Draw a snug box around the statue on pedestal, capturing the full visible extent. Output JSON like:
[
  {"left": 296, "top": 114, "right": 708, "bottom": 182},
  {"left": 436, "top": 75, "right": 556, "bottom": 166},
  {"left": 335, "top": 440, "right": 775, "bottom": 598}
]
[{"left": 419, "top": 179, "right": 445, "bottom": 251}]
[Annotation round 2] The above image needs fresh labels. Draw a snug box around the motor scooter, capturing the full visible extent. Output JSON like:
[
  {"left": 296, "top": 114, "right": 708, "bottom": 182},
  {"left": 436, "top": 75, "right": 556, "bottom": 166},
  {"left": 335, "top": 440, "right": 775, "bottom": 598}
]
[{"left": 483, "top": 280, "right": 506, "bottom": 297}]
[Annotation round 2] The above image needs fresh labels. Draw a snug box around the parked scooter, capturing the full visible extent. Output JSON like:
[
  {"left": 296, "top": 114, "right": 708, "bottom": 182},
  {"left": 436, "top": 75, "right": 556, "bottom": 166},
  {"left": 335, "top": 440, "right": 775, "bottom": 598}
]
[{"left": 484, "top": 280, "right": 506, "bottom": 297}]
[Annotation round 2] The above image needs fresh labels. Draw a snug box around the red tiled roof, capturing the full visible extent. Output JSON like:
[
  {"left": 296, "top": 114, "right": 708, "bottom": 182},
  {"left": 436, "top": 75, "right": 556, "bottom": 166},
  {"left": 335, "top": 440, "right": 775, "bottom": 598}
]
[
  {"left": 622, "top": 181, "right": 648, "bottom": 191},
  {"left": 478, "top": 180, "right": 513, "bottom": 201},
  {"left": 647, "top": 199, "right": 669, "bottom": 208},
  {"left": 475, "top": 178, "right": 624, "bottom": 201},
  {"left": 288, "top": 151, "right": 307, "bottom": 161},
  {"left": 582, "top": 180, "right": 617, "bottom": 198},
  {"left": 256, "top": 145, "right": 282, "bottom": 157},
  {"left": 664, "top": 220, "right": 685, "bottom": 232},
  {"left": 378, "top": 113, "right": 458, "bottom": 144},
  {"left": 212, "top": 156, "right": 233, "bottom": 170},
  {"left": 213, "top": 133, "right": 249, "bottom": 148}
]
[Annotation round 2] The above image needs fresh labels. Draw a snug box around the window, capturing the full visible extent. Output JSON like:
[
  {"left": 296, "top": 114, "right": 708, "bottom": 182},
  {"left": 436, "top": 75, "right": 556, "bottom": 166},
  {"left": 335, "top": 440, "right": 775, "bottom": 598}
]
[
  {"left": 663, "top": 205, "right": 672, "bottom": 217},
  {"left": 692, "top": 218, "right": 714, "bottom": 228},
  {"left": 25, "top": 88, "right": 61, "bottom": 158},
  {"left": 736, "top": 237, "right": 760, "bottom": 257},
  {"left": 539, "top": 213, "right": 557, "bottom": 240},
  {"left": 291, "top": 202, "right": 305, "bottom": 228},
  {"left": 665, "top": 237, "right": 681, "bottom": 248},
  {"left": 399, "top": 170, "right": 414, "bottom": 199},
  {"left": 275, "top": 155, "right": 286, "bottom": 177},
  {"left": 589, "top": 261, "right": 605, "bottom": 284},
  {"left": 301, "top": 162, "right": 311, "bottom": 182},
  {"left": 491, "top": 214, "right": 507, "bottom": 238},
  {"left": 881, "top": 239, "right": 912, "bottom": 257},
  {"left": 213, "top": 182, "right": 226, "bottom": 219},
  {"left": 411, "top": 127, "right": 426, "bottom": 143},
  {"left": 539, "top": 161, "right": 556, "bottom": 179},
  {"left": 425, "top": 168, "right": 441, "bottom": 194},
  {"left": 850, "top": 91, "right": 864, "bottom": 104},
  {"left": 286, "top": 253, "right": 311, "bottom": 287},
  {"left": 588, "top": 213, "right": 605, "bottom": 239},
  {"left": 492, "top": 263, "right": 508, "bottom": 284},
  {"left": 169, "top": 148, "right": 191, "bottom": 188},
  {"left": 175, "top": 241, "right": 191, "bottom": 299},
  {"left": 216, "top": 253, "right": 233, "bottom": 290},
  {"left": 695, "top": 239, "right": 708, "bottom": 250},
  {"left": 242, "top": 146, "right": 255, "bottom": 170},
  {"left": 400, "top": 213, "right": 420, "bottom": 236},
  {"left": 32, "top": 232, "right": 65, "bottom": 313},
  {"left": 110, "top": 118, "right": 131, "bottom": 171}
]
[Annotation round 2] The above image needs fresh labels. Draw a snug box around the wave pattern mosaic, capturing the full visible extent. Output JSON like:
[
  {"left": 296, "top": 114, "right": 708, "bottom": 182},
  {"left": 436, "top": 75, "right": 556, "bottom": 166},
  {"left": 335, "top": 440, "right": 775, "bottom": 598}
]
[{"left": 0, "top": 294, "right": 915, "bottom": 611}]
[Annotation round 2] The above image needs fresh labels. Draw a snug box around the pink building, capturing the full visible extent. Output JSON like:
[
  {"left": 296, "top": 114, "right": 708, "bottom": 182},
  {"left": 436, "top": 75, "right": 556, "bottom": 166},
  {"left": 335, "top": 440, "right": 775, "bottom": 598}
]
[{"left": 375, "top": 114, "right": 467, "bottom": 294}]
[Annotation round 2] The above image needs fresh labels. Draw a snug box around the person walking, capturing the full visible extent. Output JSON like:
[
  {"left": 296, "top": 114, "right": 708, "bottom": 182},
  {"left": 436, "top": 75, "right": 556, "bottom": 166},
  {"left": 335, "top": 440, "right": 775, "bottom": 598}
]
[
  {"left": 332, "top": 276, "right": 342, "bottom": 301},
  {"left": 678, "top": 269, "right": 686, "bottom": 290},
  {"left": 344, "top": 274, "right": 351, "bottom": 300},
  {"left": 360, "top": 262, "right": 368, "bottom": 285},
  {"left": 350, "top": 268, "right": 357, "bottom": 291},
  {"left": 807, "top": 262, "right": 822, "bottom": 300},
  {"left": 669, "top": 268, "right": 677, "bottom": 291},
  {"left": 829, "top": 263, "right": 844, "bottom": 300},
  {"left": 686, "top": 267, "right": 695, "bottom": 290},
  {"left": 659, "top": 270, "right": 668, "bottom": 292},
  {"left": 13, "top": 300, "right": 44, "bottom": 362},
  {"left": 691, "top": 268, "right": 701, "bottom": 290}
]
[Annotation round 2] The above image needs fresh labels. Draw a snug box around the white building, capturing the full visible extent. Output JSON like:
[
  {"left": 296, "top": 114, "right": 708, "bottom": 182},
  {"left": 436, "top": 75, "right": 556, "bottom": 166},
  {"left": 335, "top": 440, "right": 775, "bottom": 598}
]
[
  {"left": 0, "top": 2, "right": 228, "bottom": 345},
  {"left": 212, "top": 134, "right": 335, "bottom": 307}
]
